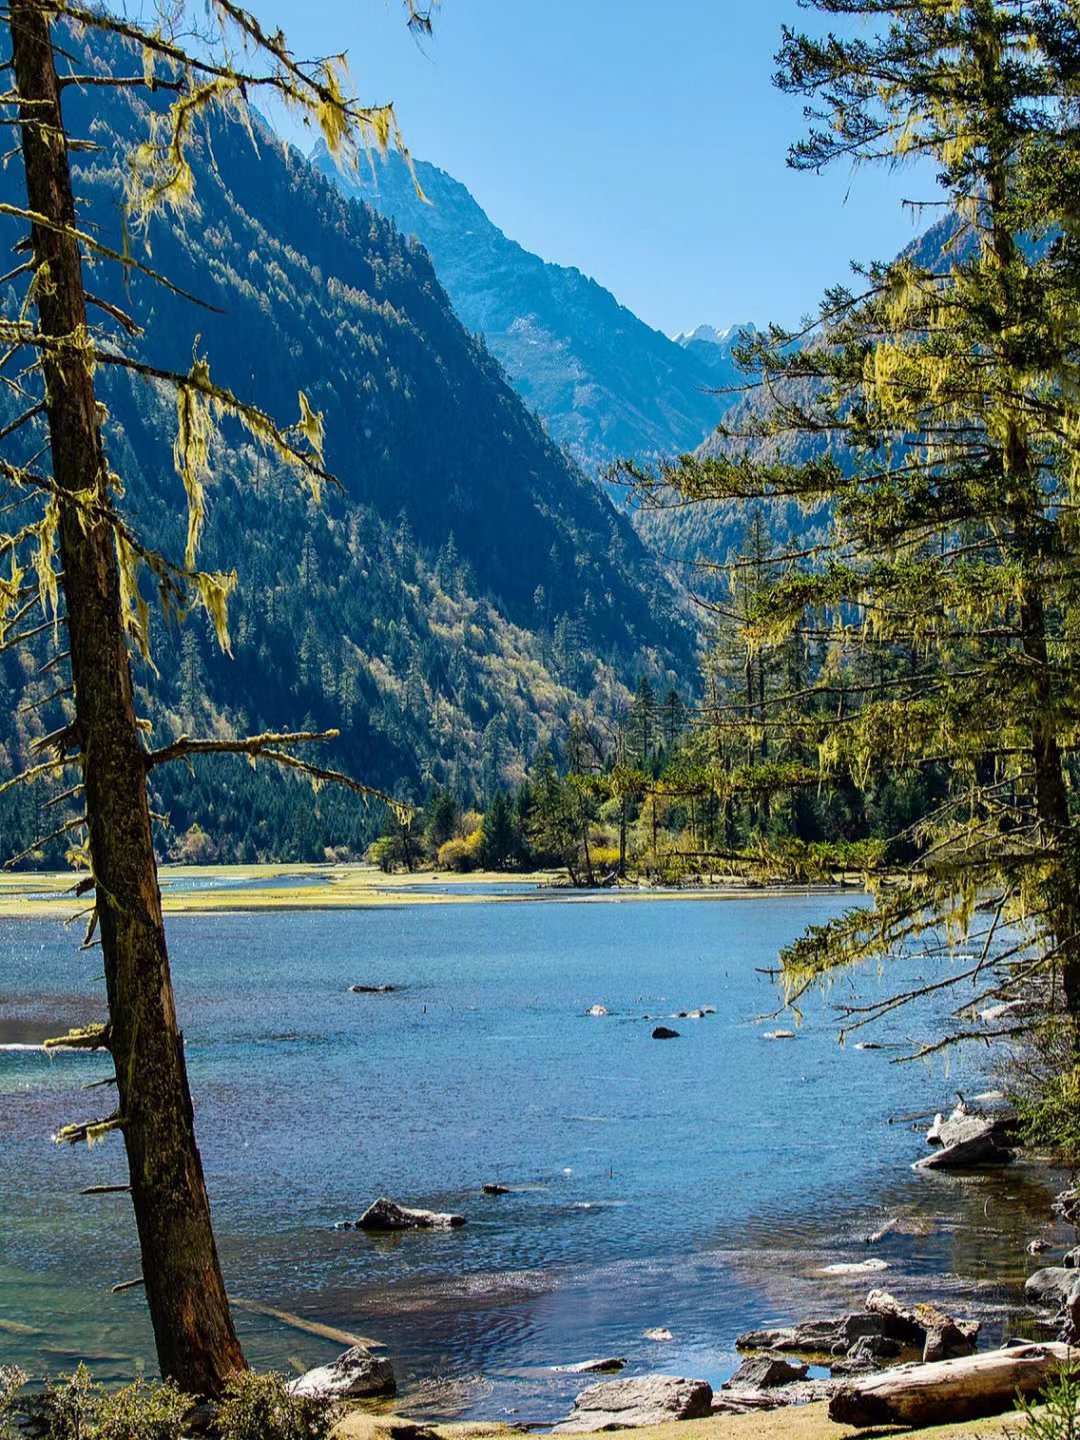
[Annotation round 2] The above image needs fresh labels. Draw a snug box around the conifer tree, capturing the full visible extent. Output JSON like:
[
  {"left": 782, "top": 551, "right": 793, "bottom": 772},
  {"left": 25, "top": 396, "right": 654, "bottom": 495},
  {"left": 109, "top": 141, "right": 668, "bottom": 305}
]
[
  {"left": 1, "top": 0, "right": 429, "bottom": 1395},
  {"left": 620, "top": 2, "right": 1080, "bottom": 1044},
  {"left": 628, "top": 675, "right": 656, "bottom": 768}
]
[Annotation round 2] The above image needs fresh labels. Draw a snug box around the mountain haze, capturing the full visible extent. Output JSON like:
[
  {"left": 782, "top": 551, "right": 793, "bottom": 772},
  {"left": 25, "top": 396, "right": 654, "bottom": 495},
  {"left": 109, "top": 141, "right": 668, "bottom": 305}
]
[{"left": 312, "top": 145, "right": 744, "bottom": 479}]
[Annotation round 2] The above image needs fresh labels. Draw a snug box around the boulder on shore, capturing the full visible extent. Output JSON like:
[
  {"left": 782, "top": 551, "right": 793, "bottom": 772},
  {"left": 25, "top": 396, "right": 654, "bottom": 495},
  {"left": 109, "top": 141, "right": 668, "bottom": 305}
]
[
  {"left": 553, "top": 1376, "right": 714, "bottom": 1432},
  {"left": 355, "top": 1197, "right": 465, "bottom": 1231},
  {"left": 866, "top": 1288, "right": 978, "bottom": 1362},
  {"left": 726, "top": 1355, "right": 808, "bottom": 1390},
  {"left": 288, "top": 1346, "right": 396, "bottom": 1399}
]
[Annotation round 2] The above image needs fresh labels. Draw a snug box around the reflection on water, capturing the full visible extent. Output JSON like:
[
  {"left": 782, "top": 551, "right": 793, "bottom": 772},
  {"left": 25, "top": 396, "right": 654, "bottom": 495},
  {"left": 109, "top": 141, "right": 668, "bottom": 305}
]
[{"left": 0, "top": 896, "right": 1063, "bottom": 1421}]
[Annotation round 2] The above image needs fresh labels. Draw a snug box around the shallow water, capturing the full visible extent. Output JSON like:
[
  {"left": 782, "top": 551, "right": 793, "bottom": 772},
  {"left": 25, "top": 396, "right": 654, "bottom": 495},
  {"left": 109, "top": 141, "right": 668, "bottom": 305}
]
[{"left": 0, "top": 894, "right": 1060, "bottom": 1420}]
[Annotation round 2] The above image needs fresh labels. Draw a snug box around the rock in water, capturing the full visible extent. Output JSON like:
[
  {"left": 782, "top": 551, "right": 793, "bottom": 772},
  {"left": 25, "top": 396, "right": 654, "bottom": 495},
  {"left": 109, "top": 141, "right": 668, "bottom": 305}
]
[
  {"left": 553, "top": 1376, "right": 713, "bottom": 1432},
  {"left": 726, "top": 1355, "right": 809, "bottom": 1389},
  {"left": 651, "top": 1026, "right": 680, "bottom": 1040},
  {"left": 816, "top": 1259, "right": 889, "bottom": 1276},
  {"left": 643, "top": 1327, "right": 674, "bottom": 1341},
  {"left": 356, "top": 1197, "right": 465, "bottom": 1230},
  {"left": 586, "top": 1006, "right": 608, "bottom": 1017},
  {"left": 937, "top": 1106, "right": 1014, "bottom": 1147},
  {"left": 289, "top": 1347, "right": 396, "bottom": 1399},
  {"left": 831, "top": 1335, "right": 902, "bottom": 1377},
  {"left": 764, "top": 1030, "right": 796, "bottom": 1041},
  {"left": 349, "top": 984, "right": 398, "bottom": 994},
  {"left": 737, "top": 1316, "right": 888, "bottom": 1355},
  {"left": 553, "top": 1358, "right": 627, "bottom": 1375},
  {"left": 912, "top": 1126, "right": 1012, "bottom": 1170},
  {"left": 865, "top": 1289, "right": 978, "bottom": 1361},
  {"left": 482, "top": 1183, "right": 510, "bottom": 1195},
  {"left": 1025, "top": 1267, "right": 1079, "bottom": 1309},
  {"left": 1064, "top": 1247, "right": 1080, "bottom": 1269}
]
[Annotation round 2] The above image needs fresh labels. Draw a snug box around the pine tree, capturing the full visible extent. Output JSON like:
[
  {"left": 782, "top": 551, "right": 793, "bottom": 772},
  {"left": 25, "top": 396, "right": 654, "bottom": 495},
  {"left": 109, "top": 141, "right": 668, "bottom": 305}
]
[
  {"left": 661, "top": 687, "right": 686, "bottom": 751},
  {"left": 628, "top": 676, "right": 656, "bottom": 768},
  {"left": 1, "top": 0, "right": 429, "bottom": 1395},
  {"left": 481, "top": 790, "right": 517, "bottom": 869},
  {"left": 619, "top": 2, "right": 1080, "bottom": 1042}
]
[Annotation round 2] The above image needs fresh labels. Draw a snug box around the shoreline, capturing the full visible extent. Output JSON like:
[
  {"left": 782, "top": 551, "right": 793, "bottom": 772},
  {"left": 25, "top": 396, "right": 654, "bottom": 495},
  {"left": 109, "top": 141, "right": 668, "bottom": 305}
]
[
  {"left": 336, "top": 1400, "right": 1026, "bottom": 1440},
  {"left": 0, "top": 863, "right": 861, "bottom": 919}
]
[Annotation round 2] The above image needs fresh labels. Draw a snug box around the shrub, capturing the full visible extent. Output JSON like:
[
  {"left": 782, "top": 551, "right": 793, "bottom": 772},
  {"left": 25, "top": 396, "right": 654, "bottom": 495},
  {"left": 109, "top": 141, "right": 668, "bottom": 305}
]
[
  {"left": 590, "top": 846, "right": 620, "bottom": 872},
  {"left": 215, "top": 1372, "right": 331, "bottom": 1440},
  {"left": 437, "top": 835, "right": 478, "bottom": 872},
  {"left": 1, "top": 1369, "right": 26, "bottom": 1440},
  {"left": 1010, "top": 1365, "right": 1080, "bottom": 1440},
  {"left": 34, "top": 1368, "right": 190, "bottom": 1440},
  {"left": 92, "top": 1379, "right": 190, "bottom": 1440},
  {"left": 365, "top": 835, "right": 403, "bottom": 873}
]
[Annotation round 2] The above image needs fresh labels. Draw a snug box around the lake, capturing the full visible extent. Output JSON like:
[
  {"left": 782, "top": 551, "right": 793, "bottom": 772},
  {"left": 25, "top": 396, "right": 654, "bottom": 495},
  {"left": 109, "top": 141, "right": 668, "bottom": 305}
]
[{"left": 0, "top": 891, "right": 1058, "bottom": 1421}]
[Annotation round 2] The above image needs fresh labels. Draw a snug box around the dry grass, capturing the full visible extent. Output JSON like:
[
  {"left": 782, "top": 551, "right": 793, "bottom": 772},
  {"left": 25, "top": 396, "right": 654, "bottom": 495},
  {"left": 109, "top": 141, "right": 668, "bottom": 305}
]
[{"left": 334, "top": 1401, "right": 1025, "bottom": 1440}]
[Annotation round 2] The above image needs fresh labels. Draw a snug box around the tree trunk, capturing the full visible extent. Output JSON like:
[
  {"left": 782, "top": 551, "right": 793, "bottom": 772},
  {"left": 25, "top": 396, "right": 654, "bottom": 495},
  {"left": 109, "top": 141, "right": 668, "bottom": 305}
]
[
  {"left": 581, "top": 809, "right": 595, "bottom": 887},
  {"left": 981, "top": 92, "right": 1080, "bottom": 1021},
  {"left": 12, "top": 1, "right": 245, "bottom": 1395},
  {"left": 829, "top": 1343, "right": 1080, "bottom": 1429},
  {"left": 1020, "top": 590, "right": 1080, "bottom": 1008}
]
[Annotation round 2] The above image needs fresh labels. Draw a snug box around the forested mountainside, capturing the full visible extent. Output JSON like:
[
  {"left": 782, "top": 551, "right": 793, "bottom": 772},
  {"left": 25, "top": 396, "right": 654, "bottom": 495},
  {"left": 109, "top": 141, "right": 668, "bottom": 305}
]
[
  {"left": 0, "top": 47, "right": 695, "bottom": 864},
  {"left": 311, "top": 144, "right": 744, "bottom": 479}
]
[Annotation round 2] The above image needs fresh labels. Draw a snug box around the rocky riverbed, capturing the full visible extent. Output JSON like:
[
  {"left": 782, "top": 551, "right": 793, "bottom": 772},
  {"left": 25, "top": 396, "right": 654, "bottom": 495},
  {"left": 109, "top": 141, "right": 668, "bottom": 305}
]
[{"left": 294, "top": 1097, "right": 1079, "bottom": 1434}]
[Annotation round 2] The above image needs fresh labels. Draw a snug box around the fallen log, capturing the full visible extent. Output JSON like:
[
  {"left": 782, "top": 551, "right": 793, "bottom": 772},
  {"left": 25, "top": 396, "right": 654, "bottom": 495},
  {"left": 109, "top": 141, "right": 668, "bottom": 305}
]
[
  {"left": 230, "top": 1298, "right": 384, "bottom": 1350},
  {"left": 829, "top": 1342, "right": 1080, "bottom": 1428}
]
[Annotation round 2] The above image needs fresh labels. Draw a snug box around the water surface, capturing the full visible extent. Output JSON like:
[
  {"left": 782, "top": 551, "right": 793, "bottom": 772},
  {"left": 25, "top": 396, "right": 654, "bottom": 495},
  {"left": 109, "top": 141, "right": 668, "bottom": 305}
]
[{"left": 0, "top": 894, "right": 1057, "bottom": 1419}]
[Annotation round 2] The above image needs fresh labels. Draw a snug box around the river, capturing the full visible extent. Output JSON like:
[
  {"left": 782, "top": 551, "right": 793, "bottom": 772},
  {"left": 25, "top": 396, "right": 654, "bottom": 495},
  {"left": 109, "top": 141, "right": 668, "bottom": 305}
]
[{"left": 0, "top": 889, "right": 1060, "bottom": 1420}]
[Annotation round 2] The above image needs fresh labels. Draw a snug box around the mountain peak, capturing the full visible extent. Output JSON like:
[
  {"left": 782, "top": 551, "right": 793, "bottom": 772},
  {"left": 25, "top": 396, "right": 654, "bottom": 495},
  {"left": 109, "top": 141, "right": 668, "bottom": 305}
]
[
  {"left": 311, "top": 144, "right": 741, "bottom": 477},
  {"left": 673, "top": 322, "right": 755, "bottom": 348}
]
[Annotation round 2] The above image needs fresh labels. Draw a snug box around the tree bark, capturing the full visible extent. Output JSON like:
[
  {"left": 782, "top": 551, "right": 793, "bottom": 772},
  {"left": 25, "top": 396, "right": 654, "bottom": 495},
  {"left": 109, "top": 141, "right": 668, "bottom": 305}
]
[
  {"left": 829, "top": 1343, "right": 1080, "bottom": 1429},
  {"left": 11, "top": 0, "right": 245, "bottom": 1395}
]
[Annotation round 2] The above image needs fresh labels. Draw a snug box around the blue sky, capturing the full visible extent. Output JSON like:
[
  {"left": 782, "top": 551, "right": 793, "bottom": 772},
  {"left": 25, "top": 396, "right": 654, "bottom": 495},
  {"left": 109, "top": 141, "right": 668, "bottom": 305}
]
[{"left": 258, "top": 0, "right": 933, "bottom": 336}]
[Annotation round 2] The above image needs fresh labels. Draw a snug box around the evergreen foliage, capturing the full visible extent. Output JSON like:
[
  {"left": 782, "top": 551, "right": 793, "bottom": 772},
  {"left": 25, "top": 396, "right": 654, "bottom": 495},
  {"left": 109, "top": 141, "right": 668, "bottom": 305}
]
[
  {"left": 618, "top": 1, "right": 1080, "bottom": 1063},
  {"left": 0, "top": 33, "right": 693, "bottom": 866}
]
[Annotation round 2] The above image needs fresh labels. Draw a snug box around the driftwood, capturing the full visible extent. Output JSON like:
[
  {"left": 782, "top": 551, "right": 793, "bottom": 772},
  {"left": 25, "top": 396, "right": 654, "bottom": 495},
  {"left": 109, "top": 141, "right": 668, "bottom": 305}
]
[
  {"left": 230, "top": 1297, "right": 383, "bottom": 1350},
  {"left": 829, "top": 1342, "right": 1080, "bottom": 1428}
]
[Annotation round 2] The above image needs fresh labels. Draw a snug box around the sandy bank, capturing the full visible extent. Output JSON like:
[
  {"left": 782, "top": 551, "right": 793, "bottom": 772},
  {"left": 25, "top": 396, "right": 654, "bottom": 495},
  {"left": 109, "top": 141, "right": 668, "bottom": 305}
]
[
  {"left": 0, "top": 863, "right": 855, "bottom": 919},
  {"left": 333, "top": 1400, "right": 1021, "bottom": 1440}
]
